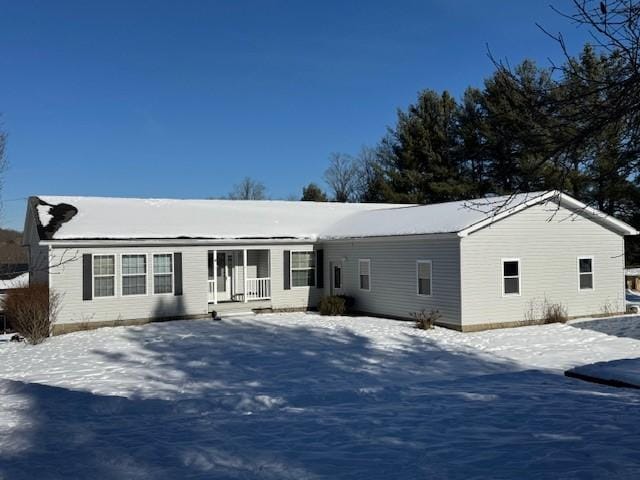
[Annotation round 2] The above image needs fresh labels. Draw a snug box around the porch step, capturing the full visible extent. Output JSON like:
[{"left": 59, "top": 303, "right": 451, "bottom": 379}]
[{"left": 208, "top": 300, "right": 272, "bottom": 316}]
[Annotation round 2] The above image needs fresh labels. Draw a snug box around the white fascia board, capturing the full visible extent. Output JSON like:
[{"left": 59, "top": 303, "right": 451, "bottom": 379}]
[
  {"left": 557, "top": 193, "right": 639, "bottom": 235},
  {"left": 458, "top": 190, "right": 639, "bottom": 237},
  {"left": 40, "top": 237, "right": 319, "bottom": 248},
  {"left": 458, "top": 191, "right": 557, "bottom": 237}
]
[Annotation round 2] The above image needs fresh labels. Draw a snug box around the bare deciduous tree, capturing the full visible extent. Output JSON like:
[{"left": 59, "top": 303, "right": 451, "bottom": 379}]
[
  {"left": 228, "top": 177, "right": 267, "bottom": 200},
  {"left": 353, "top": 146, "right": 384, "bottom": 202},
  {"left": 324, "top": 153, "right": 359, "bottom": 202},
  {"left": 0, "top": 125, "right": 7, "bottom": 221}
]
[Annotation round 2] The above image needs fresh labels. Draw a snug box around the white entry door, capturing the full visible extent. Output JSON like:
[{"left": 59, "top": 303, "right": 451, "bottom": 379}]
[{"left": 216, "top": 252, "right": 233, "bottom": 301}]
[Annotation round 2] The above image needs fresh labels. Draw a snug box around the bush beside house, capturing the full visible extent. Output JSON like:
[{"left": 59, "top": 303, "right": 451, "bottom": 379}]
[{"left": 3, "top": 284, "right": 61, "bottom": 344}]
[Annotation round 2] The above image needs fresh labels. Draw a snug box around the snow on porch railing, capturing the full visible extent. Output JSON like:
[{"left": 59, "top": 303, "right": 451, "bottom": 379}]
[{"left": 246, "top": 277, "right": 271, "bottom": 301}]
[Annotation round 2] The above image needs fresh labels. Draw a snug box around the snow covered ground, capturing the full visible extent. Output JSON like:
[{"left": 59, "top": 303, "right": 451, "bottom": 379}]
[
  {"left": 567, "top": 358, "right": 640, "bottom": 388},
  {"left": 1, "top": 313, "right": 640, "bottom": 479}
]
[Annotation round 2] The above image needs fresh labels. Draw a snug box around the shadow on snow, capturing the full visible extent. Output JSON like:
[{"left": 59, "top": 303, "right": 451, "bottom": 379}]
[
  {"left": 569, "top": 314, "right": 640, "bottom": 341},
  {"left": 2, "top": 315, "right": 640, "bottom": 479}
]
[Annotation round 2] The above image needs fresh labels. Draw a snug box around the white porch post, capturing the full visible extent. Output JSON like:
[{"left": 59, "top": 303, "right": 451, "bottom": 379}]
[
  {"left": 213, "top": 249, "right": 218, "bottom": 305},
  {"left": 243, "top": 249, "right": 248, "bottom": 303}
]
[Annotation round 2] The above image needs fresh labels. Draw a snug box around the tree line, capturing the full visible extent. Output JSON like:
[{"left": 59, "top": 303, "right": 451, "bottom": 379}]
[
  {"left": 300, "top": 2, "right": 640, "bottom": 263},
  {"left": 304, "top": 42, "right": 639, "bottom": 225}
]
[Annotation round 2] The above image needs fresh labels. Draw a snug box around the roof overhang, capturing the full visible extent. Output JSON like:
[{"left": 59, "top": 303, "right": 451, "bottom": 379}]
[
  {"left": 458, "top": 190, "right": 639, "bottom": 237},
  {"left": 40, "top": 237, "right": 319, "bottom": 248}
]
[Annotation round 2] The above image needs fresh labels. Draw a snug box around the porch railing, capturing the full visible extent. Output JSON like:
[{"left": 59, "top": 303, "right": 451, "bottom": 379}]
[
  {"left": 207, "top": 278, "right": 271, "bottom": 303},
  {"left": 207, "top": 280, "right": 216, "bottom": 303},
  {"left": 246, "top": 277, "right": 271, "bottom": 301}
]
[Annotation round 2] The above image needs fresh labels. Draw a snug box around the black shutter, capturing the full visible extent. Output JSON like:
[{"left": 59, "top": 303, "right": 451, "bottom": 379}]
[
  {"left": 316, "top": 249, "right": 324, "bottom": 288},
  {"left": 283, "top": 250, "right": 291, "bottom": 290},
  {"left": 174, "top": 252, "right": 183, "bottom": 296},
  {"left": 82, "top": 254, "right": 92, "bottom": 301}
]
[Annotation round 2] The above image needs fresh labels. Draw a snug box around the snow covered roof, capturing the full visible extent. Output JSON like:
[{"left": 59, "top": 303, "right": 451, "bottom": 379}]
[
  {"left": 29, "top": 190, "right": 638, "bottom": 243},
  {"left": 321, "top": 191, "right": 551, "bottom": 239},
  {"left": 30, "top": 196, "right": 409, "bottom": 241},
  {"left": 0, "top": 273, "right": 28, "bottom": 291}
]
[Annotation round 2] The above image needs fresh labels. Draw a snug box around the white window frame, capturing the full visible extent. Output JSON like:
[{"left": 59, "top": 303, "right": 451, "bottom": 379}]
[
  {"left": 359, "top": 259, "right": 371, "bottom": 292},
  {"left": 290, "top": 250, "right": 316, "bottom": 288},
  {"left": 120, "top": 253, "right": 148, "bottom": 297},
  {"left": 92, "top": 253, "right": 116, "bottom": 299},
  {"left": 152, "top": 253, "right": 174, "bottom": 295},
  {"left": 416, "top": 260, "right": 432, "bottom": 297},
  {"left": 501, "top": 258, "right": 521, "bottom": 297},
  {"left": 577, "top": 256, "right": 594, "bottom": 292}
]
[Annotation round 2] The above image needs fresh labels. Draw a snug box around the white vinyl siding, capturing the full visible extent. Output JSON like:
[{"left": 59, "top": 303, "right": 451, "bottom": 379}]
[
  {"left": 578, "top": 257, "right": 594, "bottom": 290},
  {"left": 461, "top": 199, "right": 625, "bottom": 326},
  {"left": 153, "top": 254, "right": 173, "bottom": 295},
  {"left": 93, "top": 255, "right": 115, "bottom": 298},
  {"left": 122, "top": 254, "right": 147, "bottom": 296},
  {"left": 291, "top": 251, "right": 315, "bottom": 287},
  {"left": 324, "top": 238, "right": 461, "bottom": 326},
  {"left": 502, "top": 259, "right": 520, "bottom": 296},
  {"left": 417, "top": 260, "right": 432, "bottom": 296},
  {"left": 359, "top": 259, "right": 371, "bottom": 291}
]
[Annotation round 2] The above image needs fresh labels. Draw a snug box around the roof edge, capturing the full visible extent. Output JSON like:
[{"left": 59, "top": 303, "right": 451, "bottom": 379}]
[{"left": 458, "top": 190, "right": 639, "bottom": 237}]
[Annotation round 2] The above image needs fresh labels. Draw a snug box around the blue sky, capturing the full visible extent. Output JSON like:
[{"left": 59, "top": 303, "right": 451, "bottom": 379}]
[{"left": 0, "top": 0, "right": 590, "bottom": 230}]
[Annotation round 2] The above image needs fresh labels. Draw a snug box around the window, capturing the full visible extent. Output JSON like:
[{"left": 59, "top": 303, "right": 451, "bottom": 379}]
[
  {"left": 291, "top": 251, "right": 315, "bottom": 287},
  {"left": 359, "top": 259, "right": 371, "bottom": 291},
  {"left": 122, "top": 254, "right": 147, "bottom": 296},
  {"left": 93, "top": 255, "right": 115, "bottom": 298},
  {"left": 333, "top": 265, "right": 342, "bottom": 289},
  {"left": 502, "top": 259, "right": 520, "bottom": 296},
  {"left": 578, "top": 257, "right": 594, "bottom": 290},
  {"left": 417, "top": 260, "right": 432, "bottom": 296},
  {"left": 153, "top": 253, "right": 173, "bottom": 294}
]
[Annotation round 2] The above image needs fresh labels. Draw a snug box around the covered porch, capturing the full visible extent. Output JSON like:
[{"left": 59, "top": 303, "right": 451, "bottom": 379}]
[{"left": 207, "top": 249, "right": 271, "bottom": 305}]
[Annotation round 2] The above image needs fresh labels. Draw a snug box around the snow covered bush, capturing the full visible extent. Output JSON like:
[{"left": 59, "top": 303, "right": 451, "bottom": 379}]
[
  {"left": 411, "top": 309, "right": 441, "bottom": 330},
  {"left": 3, "top": 283, "right": 61, "bottom": 345},
  {"left": 318, "top": 296, "right": 347, "bottom": 316}
]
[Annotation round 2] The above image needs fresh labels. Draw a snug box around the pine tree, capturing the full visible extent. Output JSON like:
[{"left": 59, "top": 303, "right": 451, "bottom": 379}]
[
  {"left": 301, "top": 183, "right": 328, "bottom": 202},
  {"left": 378, "top": 90, "right": 473, "bottom": 203}
]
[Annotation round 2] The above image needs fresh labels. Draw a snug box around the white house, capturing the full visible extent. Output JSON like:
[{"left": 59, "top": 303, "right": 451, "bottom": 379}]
[{"left": 22, "top": 190, "right": 638, "bottom": 334}]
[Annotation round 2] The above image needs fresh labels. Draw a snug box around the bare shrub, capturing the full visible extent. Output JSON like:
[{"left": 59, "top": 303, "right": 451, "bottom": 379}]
[
  {"left": 3, "top": 284, "right": 61, "bottom": 344},
  {"left": 318, "top": 296, "right": 347, "bottom": 316},
  {"left": 523, "top": 298, "right": 568, "bottom": 324},
  {"left": 523, "top": 299, "right": 538, "bottom": 323},
  {"left": 600, "top": 300, "right": 620, "bottom": 316},
  {"left": 541, "top": 301, "right": 568, "bottom": 324},
  {"left": 411, "top": 309, "right": 441, "bottom": 330}
]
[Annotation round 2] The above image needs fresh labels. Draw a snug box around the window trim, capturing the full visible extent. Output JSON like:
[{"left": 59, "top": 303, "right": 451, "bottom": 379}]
[
  {"left": 120, "top": 253, "right": 148, "bottom": 297},
  {"left": 290, "top": 250, "right": 316, "bottom": 288},
  {"left": 358, "top": 258, "right": 371, "bottom": 292},
  {"left": 92, "top": 253, "right": 116, "bottom": 299},
  {"left": 152, "top": 252, "right": 174, "bottom": 296},
  {"left": 577, "top": 256, "right": 595, "bottom": 292},
  {"left": 501, "top": 258, "right": 521, "bottom": 297},
  {"left": 416, "top": 260, "right": 432, "bottom": 297}
]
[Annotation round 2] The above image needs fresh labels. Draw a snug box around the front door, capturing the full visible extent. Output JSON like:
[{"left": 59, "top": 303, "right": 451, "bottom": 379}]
[
  {"left": 216, "top": 252, "right": 233, "bottom": 301},
  {"left": 330, "top": 262, "right": 342, "bottom": 295}
]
